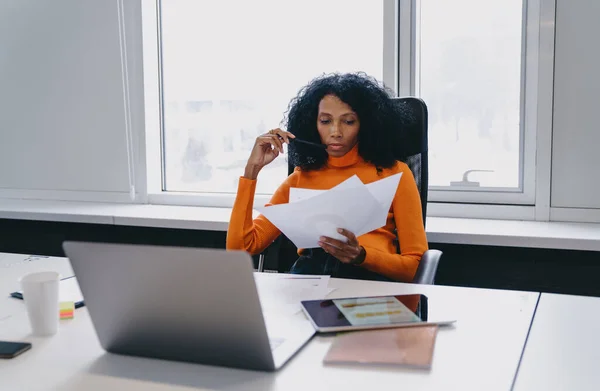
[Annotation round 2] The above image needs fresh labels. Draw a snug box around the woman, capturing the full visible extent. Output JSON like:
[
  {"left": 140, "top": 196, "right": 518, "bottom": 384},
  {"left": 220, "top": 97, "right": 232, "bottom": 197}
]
[{"left": 226, "top": 73, "right": 428, "bottom": 282}]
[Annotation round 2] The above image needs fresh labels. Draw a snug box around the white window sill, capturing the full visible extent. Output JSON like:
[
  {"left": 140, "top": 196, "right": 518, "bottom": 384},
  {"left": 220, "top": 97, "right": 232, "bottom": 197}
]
[{"left": 1, "top": 199, "right": 600, "bottom": 252}]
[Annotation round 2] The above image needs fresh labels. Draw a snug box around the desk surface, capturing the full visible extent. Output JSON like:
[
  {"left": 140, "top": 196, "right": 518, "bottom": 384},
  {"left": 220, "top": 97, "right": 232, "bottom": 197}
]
[
  {"left": 513, "top": 293, "right": 600, "bottom": 391},
  {"left": 0, "top": 253, "right": 538, "bottom": 391}
]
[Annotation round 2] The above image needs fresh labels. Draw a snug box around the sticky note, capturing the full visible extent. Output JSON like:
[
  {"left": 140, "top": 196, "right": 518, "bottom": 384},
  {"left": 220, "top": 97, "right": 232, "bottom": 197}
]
[{"left": 59, "top": 301, "right": 75, "bottom": 320}]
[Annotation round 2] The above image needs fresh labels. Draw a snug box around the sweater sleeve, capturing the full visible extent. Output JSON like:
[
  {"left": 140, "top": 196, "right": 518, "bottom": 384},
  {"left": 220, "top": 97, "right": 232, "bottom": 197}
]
[
  {"left": 359, "top": 165, "right": 428, "bottom": 282},
  {"left": 226, "top": 173, "right": 297, "bottom": 255}
]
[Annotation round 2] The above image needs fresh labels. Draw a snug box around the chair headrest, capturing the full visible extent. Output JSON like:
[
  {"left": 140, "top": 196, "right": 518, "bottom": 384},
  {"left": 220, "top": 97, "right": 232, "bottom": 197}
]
[{"left": 390, "top": 97, "right": 428, "bottom": 159}]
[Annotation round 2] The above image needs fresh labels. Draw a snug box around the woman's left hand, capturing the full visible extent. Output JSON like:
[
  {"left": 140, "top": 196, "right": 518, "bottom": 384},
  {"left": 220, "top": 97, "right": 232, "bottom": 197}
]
[{"left": 318, "top": 228, "right": 366, "bottom": 265}]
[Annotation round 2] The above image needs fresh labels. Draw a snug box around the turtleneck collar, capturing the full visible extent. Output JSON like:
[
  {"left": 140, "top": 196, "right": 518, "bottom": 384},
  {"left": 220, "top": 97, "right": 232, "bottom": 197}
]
[{"left": 327, "top": 143, "right": 360, "bottom": 168}]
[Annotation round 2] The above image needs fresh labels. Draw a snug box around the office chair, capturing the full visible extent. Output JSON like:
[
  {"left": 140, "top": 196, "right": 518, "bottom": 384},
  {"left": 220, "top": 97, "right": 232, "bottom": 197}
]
[{"left": 257, "top": 97, "right": 442, "bottom": 285}]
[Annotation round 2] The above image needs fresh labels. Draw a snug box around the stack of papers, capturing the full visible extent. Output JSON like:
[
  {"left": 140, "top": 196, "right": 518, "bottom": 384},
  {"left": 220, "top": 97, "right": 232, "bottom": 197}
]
[{"left": 256, "top": 173, "right": 402, "bottom": 249}]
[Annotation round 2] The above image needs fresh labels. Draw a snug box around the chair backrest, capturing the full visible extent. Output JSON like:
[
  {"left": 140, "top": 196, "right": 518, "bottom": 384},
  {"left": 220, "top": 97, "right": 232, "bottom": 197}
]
[
  {"left": 390, "top": 97, "right": 429, "bottom": 227},
  {"left": 263, "top": 97, "right": 430, "bottom": 273}
]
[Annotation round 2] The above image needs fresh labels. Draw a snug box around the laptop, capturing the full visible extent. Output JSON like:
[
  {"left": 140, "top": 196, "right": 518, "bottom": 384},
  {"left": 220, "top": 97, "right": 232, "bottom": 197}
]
[{"left": 62, "top": 241, "right": 316, "bottom": 371}]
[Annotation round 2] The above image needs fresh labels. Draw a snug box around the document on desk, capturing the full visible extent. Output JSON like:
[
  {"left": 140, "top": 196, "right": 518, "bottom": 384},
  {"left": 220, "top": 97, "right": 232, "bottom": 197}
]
[
  {"left": 254, "top": 273, "right": 334, "bottom": 315},
  {"left": 256, "top": 173, "right": 402, "bottom": 249}
]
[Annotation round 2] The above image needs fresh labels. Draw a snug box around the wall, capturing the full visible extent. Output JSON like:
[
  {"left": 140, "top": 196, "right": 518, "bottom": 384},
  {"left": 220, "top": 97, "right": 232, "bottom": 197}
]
[
  {"left": 1, "top": 0, "right": 600, "bottom": 223},
  {"left": 0, "top": 0, "right": 145, "bottom": 203},
  {"left": 551, "top": 0, "right": 600, "bottom": 210}
]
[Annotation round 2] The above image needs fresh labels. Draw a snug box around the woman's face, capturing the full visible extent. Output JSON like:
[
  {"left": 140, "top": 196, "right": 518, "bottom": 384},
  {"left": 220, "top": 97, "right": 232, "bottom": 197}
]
[{"left": 316, "top": 94, "right": 360, "bottom": 157}]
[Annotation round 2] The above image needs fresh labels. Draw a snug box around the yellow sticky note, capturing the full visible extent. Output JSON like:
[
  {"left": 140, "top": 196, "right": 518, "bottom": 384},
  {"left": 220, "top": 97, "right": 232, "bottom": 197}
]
[{"left": 59, "top": 301, "right": 75, "bottom": 319}]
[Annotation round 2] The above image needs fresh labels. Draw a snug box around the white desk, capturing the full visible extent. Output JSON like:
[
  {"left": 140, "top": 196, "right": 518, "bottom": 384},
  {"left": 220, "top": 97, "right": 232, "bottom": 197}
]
[
  {"left": 513, "top": 293, "right": 600, "bottom": 391},
  {"left": 0, "top": 253, "right": 538, "bottom": 391}
]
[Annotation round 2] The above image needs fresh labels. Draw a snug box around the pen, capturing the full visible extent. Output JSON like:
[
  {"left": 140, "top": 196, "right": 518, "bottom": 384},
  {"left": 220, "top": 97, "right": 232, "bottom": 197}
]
[
  {"left": 290, "top": 138, "right": 327, "bottom": 150},
  {"left": 277, "top": 135, "right": 327, "bottom": 150}
]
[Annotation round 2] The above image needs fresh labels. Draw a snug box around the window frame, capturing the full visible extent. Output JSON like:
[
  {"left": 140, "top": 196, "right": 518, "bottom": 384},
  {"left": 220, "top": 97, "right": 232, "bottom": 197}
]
[
  {"left": 404, "top": 0, "right": 545, "bottom": 206},
  {"left": 142, "top": 0, "right": 556, "bottom": 221},
  {"left": 143, "top": 0, "right": 398, "bottom": 208}
]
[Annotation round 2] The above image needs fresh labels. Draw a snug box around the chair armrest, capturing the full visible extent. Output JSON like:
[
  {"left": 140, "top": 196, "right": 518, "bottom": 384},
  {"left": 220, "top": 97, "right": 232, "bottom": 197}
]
[
  {"left": 257, "top": 253, "right": 266, "bottom": 272},
  {"left": 412, "top": 249, "right": 442, "bottom": 285}
]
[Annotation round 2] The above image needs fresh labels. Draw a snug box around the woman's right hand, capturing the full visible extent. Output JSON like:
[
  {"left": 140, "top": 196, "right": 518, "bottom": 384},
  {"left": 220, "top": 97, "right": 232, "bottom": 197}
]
[{"left": 244, "top": 128, "right": 295, "bottom": 180}]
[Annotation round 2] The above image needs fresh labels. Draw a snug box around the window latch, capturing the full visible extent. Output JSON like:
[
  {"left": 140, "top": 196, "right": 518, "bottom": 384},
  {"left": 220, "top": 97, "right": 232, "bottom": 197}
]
[{"left": 450, "top": 169, "right": 494, "bottom": 187}]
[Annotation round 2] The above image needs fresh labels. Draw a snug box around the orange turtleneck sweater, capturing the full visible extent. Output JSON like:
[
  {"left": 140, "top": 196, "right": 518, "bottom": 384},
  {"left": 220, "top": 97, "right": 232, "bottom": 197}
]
[{"left": 226, "top": 144, "right": 428, "bottom": 282}]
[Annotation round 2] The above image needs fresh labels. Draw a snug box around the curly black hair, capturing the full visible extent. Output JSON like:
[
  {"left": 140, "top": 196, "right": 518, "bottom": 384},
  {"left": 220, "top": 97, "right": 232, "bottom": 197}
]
[{"left": 283, "top": 72, "right": 409, "bottom": 172}]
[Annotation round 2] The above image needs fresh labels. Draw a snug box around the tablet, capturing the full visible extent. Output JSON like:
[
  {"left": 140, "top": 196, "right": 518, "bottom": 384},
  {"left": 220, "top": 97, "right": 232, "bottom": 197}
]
[{"left": 300, "top": 294, "right": 455, "bottom": 333}]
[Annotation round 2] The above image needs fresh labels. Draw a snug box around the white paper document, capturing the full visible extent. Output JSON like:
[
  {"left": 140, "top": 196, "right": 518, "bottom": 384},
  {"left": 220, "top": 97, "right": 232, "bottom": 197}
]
[
  {"left": 256, "top": 173, "right": 402, "bottom": 249},
  {"left": 254, "top": 273, "right": 334, "bottom": 315}
]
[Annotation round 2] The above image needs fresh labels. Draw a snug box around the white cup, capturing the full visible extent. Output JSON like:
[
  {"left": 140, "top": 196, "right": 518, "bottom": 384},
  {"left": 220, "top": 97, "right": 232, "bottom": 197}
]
[{"left": 20, "top": 271, "right": 60, "bottom": 336}]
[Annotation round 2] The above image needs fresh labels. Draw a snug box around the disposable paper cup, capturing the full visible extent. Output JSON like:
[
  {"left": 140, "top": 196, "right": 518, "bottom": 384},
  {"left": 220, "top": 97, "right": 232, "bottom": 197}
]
[{"left": 20, "top": 271, "right": 60, "bottom": 336}]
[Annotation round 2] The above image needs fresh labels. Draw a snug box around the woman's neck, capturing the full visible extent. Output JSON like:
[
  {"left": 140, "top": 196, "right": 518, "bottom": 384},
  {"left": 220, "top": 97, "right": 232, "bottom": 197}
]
[{"left": 327, "top": 143, "right": 360, "bottom": 168}]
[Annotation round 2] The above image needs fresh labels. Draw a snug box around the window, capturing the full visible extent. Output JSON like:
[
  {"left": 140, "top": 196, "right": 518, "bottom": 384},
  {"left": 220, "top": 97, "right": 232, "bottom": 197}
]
[
  {"left": 159, "top": 0, "right": 385, "bottom": 196},
  {"left": 146, "top": 0, "right": 553, "bottom": 216},
  {"left": 416, "top": 0, "right": 524, "bottom": 190}
]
